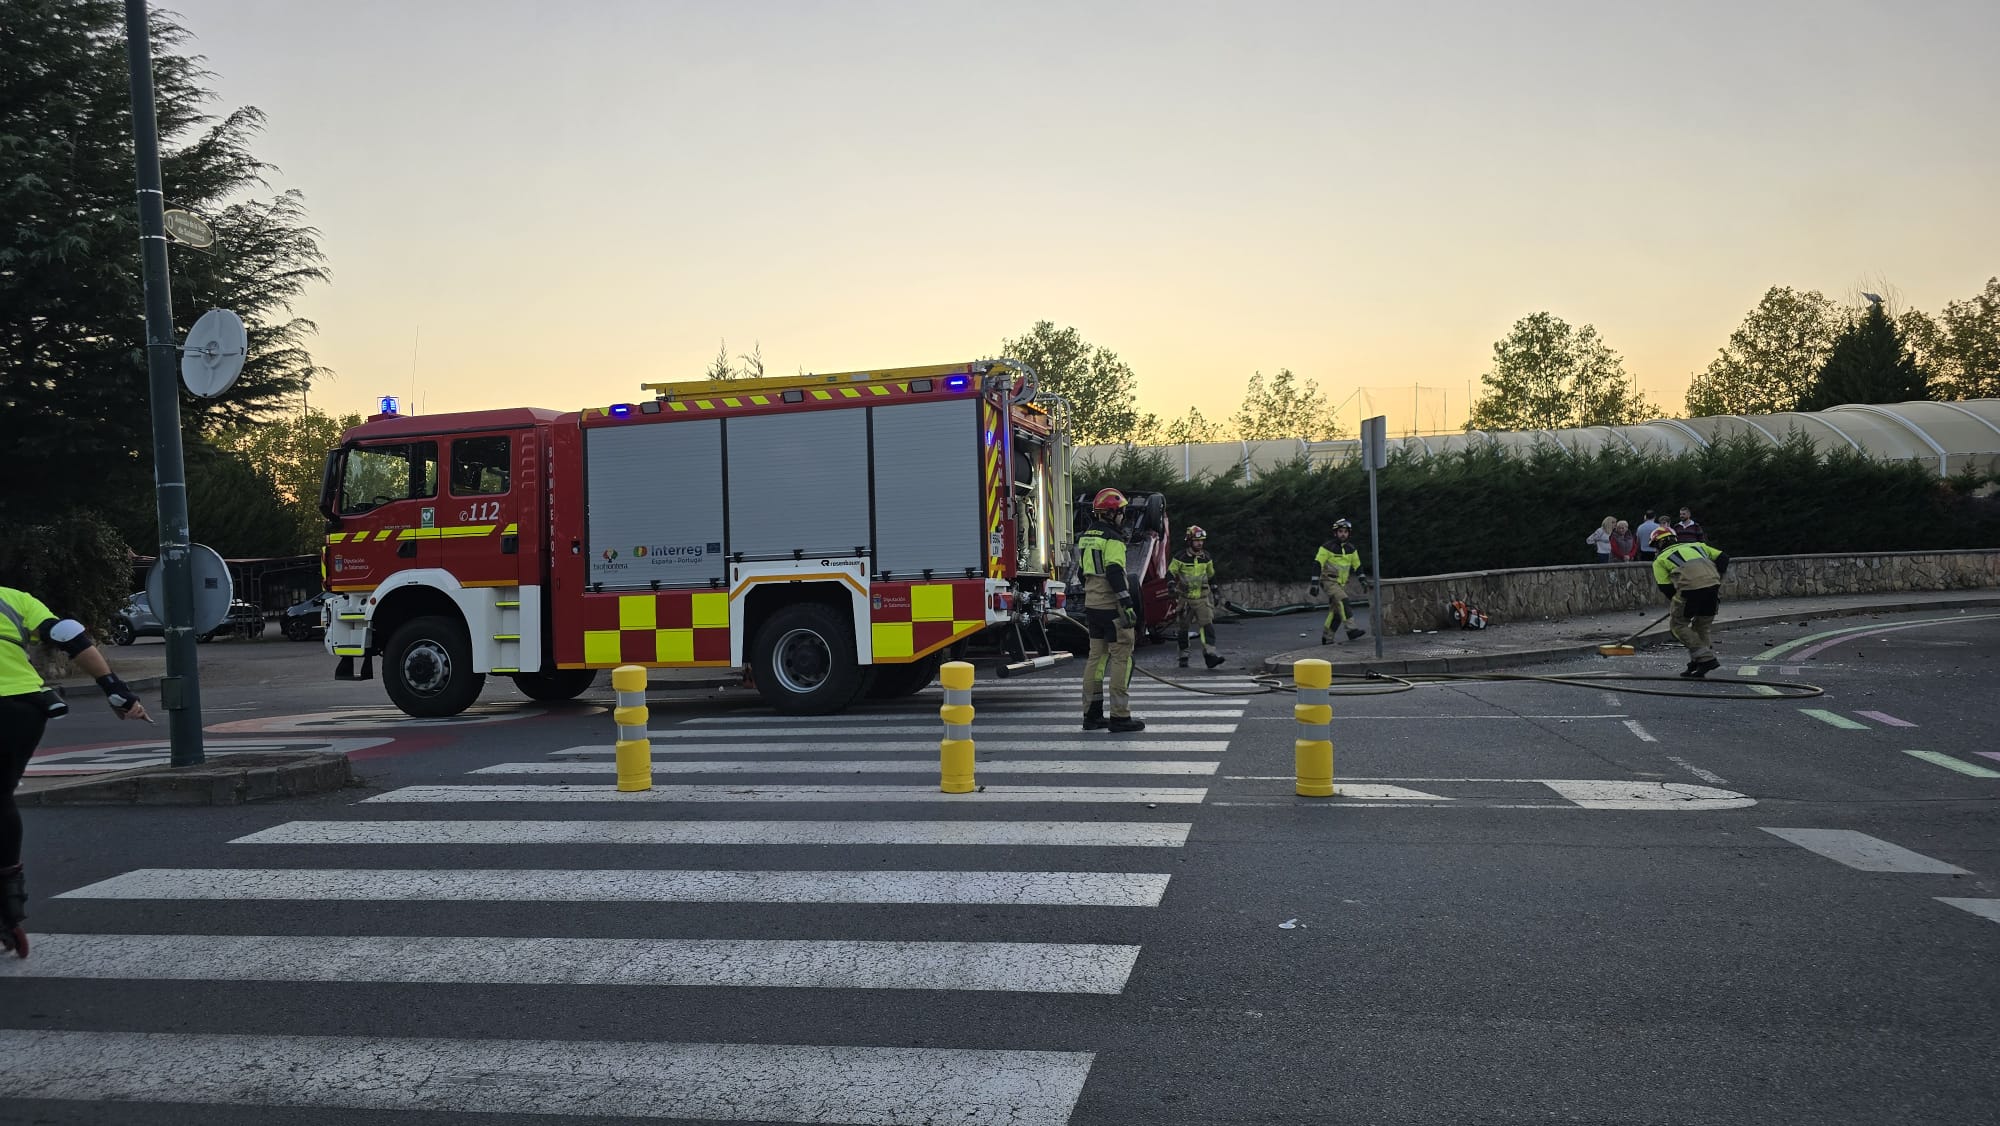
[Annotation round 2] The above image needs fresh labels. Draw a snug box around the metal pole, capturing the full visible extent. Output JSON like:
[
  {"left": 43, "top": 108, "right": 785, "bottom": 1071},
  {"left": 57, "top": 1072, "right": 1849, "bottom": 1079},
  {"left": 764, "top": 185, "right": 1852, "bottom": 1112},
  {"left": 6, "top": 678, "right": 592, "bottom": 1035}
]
[
  {"left": 1368, "top": 461, "right": 1384, "bottom": 659},
  {"left": 124, "top": 0, "right": 204, "bottom": 765}
]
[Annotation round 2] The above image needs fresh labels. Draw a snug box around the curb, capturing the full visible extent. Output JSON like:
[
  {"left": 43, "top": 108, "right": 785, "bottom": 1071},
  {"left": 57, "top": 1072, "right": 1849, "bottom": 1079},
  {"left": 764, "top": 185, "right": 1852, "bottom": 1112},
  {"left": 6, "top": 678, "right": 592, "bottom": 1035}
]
[
  {"left": 19, "top": 752, "right": 355, "bottom": 807},
  {"left": 1260, "top": 595, "right": 2000, "bottom": 676}
]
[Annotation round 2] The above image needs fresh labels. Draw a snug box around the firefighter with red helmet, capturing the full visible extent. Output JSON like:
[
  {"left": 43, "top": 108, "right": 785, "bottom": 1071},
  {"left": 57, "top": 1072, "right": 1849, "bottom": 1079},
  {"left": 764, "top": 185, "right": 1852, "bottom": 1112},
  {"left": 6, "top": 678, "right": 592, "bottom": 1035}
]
[
  {"left": 1078, "top": 488, "right": 1145, "bottom": 732},
  {"left": 1169, "top": 525, "right": 1225, "bottom": 669}
]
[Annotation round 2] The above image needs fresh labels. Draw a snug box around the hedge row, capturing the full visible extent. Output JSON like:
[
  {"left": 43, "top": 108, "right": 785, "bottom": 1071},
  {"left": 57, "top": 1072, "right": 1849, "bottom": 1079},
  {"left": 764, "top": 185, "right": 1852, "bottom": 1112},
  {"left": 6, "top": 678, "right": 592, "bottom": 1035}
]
[{"left": 1076, "top": 436, "right": 2000, "bottom": 582}]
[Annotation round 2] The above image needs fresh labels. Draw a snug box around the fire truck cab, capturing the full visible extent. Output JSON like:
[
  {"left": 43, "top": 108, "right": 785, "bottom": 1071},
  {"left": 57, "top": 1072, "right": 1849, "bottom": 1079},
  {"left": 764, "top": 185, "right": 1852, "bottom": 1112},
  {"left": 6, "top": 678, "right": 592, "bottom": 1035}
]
[{"left": 316, "top": 360, "right": 1072, "bottom": 717}]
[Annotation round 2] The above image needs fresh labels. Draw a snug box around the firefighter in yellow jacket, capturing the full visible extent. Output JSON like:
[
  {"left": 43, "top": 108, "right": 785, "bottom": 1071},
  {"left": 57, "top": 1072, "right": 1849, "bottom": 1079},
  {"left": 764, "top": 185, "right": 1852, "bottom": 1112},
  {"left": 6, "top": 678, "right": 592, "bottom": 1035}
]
[
  {"left": 1650, "top": 525, "right": 1730, "bottom": 678},
  {"left": 1078, "top": 489, "right": 1145, "bottom": 732},
  {"left": 1311, "top": 518, "right": 1368, "bottom": 644},
  {"left": 1169, "top": 525, "right": 1225, "bottom": 669}
]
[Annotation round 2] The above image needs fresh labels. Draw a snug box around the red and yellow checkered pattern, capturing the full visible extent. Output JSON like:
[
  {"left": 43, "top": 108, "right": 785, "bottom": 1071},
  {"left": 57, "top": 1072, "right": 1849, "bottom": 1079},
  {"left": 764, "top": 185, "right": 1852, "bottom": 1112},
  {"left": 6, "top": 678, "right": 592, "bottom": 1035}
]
[
  {"left": 570, "top": 590, "right": 732, "bottom": 667},
  {"left": 871, "top": 580, "right": 987, "bottom": 663}
]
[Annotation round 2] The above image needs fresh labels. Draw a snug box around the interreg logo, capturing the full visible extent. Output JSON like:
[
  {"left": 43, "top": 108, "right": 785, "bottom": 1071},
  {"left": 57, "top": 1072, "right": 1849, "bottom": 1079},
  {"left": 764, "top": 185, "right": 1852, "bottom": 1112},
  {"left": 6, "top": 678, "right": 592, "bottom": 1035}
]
[
  {"left": 648, "top": 543, "right": 709, "bottom": 560},
  {"left": 632, "top": 546, "right": 649, "bottom": 558}
]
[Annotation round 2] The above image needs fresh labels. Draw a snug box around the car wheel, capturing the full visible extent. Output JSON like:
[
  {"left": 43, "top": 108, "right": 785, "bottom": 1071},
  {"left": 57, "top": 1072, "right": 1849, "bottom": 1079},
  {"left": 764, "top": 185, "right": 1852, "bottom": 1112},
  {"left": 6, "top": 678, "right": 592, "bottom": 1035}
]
[
  {"left": 750, "top": 602, "right": 862, "bottom": 715},
  {"left": 382, "top": 614, "right": 486, "bottom": 718},
  {"left": 282, "top": 617, "right": 311, "bottom": 641},
  {"left": 511, "top": 669, "right": 598, "bottom": 703},
  {"left": 110, "top": 619, "right": 135, "bottom": 646}
]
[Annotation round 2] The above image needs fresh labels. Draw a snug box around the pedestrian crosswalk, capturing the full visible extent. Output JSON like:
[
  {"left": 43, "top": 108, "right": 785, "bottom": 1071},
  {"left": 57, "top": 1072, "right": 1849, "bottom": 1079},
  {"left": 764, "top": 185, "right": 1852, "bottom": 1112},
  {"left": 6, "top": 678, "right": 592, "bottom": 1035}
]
[{"left": 2, "top": 674, "right": 1260, "bottom": 1124}]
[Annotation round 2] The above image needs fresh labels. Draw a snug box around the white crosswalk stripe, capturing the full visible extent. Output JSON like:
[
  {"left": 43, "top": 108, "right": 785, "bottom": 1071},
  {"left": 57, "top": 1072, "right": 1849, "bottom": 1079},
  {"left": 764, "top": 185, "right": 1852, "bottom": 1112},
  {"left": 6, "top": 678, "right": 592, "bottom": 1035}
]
[
  {"left": 365, "top": 783, "right": 1211, "bottom": 804},
  {"left": 648, "top": 723, "right": 1239, "bottom": 736},
  {"left": 10, "top": 679, "right": 1246, "bottom": 1124},
  {"left": 9, "top": 934, "right": 1143, "bottom": 994},
  {"left": 60, "top": 867, "right": 1174, "bottom": 906},
  {"left": 231, "top": 819, "right": 1196, "bottom": 848},
  {"left": 549, "top": 740, "right": 1234, "bottom": 756},
  {"left": 0, "top": 1031, "right": 1094, "bottom": 1126},
  {"left": 472, "top": 759, "right": 1220, "bottom": 776}
]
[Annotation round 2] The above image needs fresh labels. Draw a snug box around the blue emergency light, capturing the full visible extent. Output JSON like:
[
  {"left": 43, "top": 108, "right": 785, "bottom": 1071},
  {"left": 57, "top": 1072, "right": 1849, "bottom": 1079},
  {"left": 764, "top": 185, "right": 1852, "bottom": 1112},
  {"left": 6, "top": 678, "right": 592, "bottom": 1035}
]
[
  {"left": 378, "top": 395, "right": 399, "bottom": 416},
  {"left": 610, "top": 403, "right": 632, "bottom": 417},
  {"left": 945, "top": 375, "right": 970, "bottom": 392}
]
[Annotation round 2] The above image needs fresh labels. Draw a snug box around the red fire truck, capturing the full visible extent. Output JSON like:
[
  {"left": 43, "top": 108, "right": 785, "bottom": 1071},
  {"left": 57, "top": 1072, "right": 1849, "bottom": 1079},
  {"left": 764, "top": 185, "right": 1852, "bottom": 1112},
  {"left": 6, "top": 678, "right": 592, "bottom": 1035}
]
[{"left": 315, "top": 360, "right": 1074, "bottom": 717}]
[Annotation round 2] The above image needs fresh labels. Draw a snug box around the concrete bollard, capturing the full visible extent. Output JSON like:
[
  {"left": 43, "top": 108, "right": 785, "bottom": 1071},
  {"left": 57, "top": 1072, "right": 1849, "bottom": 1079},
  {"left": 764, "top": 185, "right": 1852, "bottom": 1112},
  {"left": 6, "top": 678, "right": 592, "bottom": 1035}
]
[
  {"left": 1294, "top": 658, "right": 1334, "bottom": 797},
  {"left": 611, "top": 664, "right": 652, "bottom": 792},
  {"left": 939, "top": 660, "right": 976, "bottom": 793}
]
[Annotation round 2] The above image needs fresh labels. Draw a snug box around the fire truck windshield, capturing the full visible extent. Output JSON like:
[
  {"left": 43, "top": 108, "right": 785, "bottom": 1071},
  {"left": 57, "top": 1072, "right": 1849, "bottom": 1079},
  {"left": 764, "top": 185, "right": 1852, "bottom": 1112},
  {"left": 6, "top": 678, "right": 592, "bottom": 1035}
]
[{"left": 337, "top": 442, "right": 439, "bottom": 515}]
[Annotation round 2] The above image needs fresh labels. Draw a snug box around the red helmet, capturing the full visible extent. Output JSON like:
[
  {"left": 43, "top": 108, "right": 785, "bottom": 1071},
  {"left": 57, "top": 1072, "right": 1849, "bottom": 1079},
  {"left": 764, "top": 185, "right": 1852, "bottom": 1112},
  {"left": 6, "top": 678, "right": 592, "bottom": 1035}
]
[
  {"left": 1184, "top": 525, "right": 1207, "bottom": 542},
  {"left": 1650, "top": 525, "right": 1677, "bottom": 547},
  {"left": 1091, "top": 488, "right": 1128, "bottom": 515}
]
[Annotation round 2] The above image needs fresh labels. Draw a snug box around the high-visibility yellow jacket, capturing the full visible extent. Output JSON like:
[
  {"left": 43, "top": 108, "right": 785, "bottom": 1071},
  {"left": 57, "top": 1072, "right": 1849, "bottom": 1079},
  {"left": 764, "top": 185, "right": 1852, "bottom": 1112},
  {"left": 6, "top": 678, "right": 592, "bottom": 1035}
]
[
  {"left": 0, "top": 586, "right": 58, "bottom": 696},
  {"left": 1169, "top": 551, "right": 1216, "bottom": 599},
  {"left": 1652, "top": 541, "right": 1726, "bottom": 596},
  {"left": 1078, "top": 521, "right": 1129, "bottom": 610},
  {"left": 1315, "top": 540, "right": 1361, "bottom": 586}
]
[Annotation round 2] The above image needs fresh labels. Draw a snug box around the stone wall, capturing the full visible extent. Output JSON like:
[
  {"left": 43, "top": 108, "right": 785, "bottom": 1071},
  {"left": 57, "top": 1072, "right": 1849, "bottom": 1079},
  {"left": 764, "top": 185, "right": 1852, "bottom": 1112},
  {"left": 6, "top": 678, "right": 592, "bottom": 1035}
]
[{"left": 1224, "top": 549, "right": 2000, "bottom": 635}]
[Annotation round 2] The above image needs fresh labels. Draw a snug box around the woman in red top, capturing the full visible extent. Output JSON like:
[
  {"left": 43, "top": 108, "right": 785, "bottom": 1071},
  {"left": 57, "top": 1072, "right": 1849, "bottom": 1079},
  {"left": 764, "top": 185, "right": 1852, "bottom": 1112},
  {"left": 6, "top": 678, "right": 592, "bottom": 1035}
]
[{"left": 1609, "top": 520, "right": 1640, "bottom": 562}]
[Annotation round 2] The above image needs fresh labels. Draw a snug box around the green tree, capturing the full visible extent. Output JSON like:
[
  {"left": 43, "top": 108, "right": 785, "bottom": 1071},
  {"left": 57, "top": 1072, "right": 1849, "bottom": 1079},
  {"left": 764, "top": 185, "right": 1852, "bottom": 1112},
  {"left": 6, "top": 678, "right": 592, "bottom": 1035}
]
[
  {"left": 0, "top": 0, "right": 331, "bottom": 529},
  {"left": 1001, "top": 321, "right": 1157, "bottom": 444},
  {"left": 1465, "top": 313, "right": 1654, "bottom": 431},
  {"left": 1161, "top": 406, "right": 1225, "bottom": 444},
  {"left": 1231, "top": 368, "right": 1344, "bottom": 440},
  {"left": 1901, "top": 278, "right": 2000, "bottom": 401},
  {"left": 1684, "top": 287, "right": 1844, "bottom": 416},
  {"left": 737, "top": 341, "right": 766, "bottom": 381},
  {"left": 213, "top": 410, "right": 361, "bottom": 553},
  {"left": 1799, "top": 302, "right": 1930, "bottom": 411}
]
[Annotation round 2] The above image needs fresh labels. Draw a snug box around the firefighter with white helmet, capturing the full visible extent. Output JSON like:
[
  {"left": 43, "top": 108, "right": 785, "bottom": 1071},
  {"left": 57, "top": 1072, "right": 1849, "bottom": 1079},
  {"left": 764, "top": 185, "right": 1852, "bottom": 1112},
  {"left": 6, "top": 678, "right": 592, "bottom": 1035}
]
[
  {"left": 1169, "top": 525, "right": 1225, "bottom": 669},
  {"left": 1078, "top": 488, "right": 1145, "bottom": 732},
  {"left": 1311, "top": 518, "right": 1368, "bottom": 645}
]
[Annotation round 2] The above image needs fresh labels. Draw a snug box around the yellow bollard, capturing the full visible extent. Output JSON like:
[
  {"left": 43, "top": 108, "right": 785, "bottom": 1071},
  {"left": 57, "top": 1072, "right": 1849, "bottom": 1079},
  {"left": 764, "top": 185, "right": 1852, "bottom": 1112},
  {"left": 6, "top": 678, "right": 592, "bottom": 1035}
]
[
  {"left": 1293, "top": 658, "right": 1334, "bottom": 797},
  {"left": 611, "top": 664, "right": 652, "bottom": 792},
  {"left": 939, "top": 660, "right": 976, "bottom": 793}
]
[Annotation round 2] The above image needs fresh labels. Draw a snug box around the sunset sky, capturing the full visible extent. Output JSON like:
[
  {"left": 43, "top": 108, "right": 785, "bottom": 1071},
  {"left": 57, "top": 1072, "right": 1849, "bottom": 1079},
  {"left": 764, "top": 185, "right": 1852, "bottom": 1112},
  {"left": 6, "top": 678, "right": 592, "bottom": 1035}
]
[{"left": 167, "top": 0, "right": 1999, "bottom": 436}]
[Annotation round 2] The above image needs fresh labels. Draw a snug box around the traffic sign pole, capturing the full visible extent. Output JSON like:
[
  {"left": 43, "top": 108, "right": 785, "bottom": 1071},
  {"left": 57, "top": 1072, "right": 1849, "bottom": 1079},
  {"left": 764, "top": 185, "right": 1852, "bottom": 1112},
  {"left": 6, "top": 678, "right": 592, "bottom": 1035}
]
[
  {"left": 1362, "top": 416, "right": 1387, "bottom": 659},
  {"left": 124, "top": 0, "right": 204, "bottom": 766}
]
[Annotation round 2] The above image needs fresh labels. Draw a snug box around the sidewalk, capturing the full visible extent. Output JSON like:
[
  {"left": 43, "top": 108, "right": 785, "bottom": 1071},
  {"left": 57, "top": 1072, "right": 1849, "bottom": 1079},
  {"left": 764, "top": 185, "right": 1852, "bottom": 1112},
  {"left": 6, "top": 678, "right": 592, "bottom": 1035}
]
[{"left": 1258, "top": 588, "right": 2000, "bottom": 676}]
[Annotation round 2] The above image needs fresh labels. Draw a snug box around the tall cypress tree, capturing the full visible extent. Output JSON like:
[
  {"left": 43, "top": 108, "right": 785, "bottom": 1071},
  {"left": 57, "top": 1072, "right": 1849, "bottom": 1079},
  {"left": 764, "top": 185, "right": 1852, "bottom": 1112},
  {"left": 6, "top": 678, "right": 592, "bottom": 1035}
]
[
  {"left": 0, "top": 0, "right": 329, "bottom": 532},
  {"left": 1800, "top": 303, "right": 1930, "bottom": 411}
]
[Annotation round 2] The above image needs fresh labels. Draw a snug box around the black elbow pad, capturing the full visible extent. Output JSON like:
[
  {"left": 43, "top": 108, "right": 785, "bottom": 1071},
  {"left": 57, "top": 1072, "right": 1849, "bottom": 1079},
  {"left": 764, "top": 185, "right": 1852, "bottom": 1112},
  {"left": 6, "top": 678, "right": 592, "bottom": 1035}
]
[{"left": 42, "top": 618, "right": 95, "bottom": 657}]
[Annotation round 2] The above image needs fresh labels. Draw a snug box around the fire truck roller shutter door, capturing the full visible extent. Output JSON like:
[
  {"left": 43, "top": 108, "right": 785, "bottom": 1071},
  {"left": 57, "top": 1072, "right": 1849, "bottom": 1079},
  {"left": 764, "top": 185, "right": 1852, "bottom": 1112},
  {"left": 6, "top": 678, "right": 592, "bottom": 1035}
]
[
  {"left": 871, "top": 398, "right": 982, "bottom": 578},
  {"left": 584, "top": 420, "right": 725, "bottom": 590},
  {"left": 726, "top": 409, "right": 870, "bottom": 560}
]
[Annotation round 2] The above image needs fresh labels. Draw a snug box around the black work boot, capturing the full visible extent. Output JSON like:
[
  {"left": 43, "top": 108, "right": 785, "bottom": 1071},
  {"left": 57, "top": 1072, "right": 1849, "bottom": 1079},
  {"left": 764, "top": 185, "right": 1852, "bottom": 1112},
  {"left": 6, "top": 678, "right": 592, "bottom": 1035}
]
[
  {"left": 1177, "top": 651, "right": 1189, "bottom": 668},
  {"left": 1107, "top": 714, "right": 1146, "bottom": 733},
  {"left": 1347, "top": 628, "right": 1366, "bottom": 641},
  {"left": 1688, "top": 657, "right": 1720, "bottom": 678},
  {"left": 1082, "top": 702, "right": 1108, "bottom": 731},
  {"left": 1204, "top": 652, "right": 1226, "bottom": 669}
]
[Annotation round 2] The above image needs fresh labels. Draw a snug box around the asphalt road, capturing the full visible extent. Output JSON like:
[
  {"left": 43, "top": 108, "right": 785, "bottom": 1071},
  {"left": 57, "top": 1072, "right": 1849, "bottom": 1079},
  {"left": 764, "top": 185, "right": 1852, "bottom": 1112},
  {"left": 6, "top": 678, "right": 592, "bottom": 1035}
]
[{"left": 4, "top": 609, "right": 1996, "bottom": 1124}]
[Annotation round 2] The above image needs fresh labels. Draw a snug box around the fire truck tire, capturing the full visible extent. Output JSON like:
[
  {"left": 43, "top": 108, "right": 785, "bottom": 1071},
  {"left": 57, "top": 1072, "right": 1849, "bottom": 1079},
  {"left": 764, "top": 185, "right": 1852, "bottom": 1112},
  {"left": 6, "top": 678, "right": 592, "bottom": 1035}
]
[
  {"left": 751, "top": 603, "right": 862, "bottom": 715},
  {"left": 864, "top": 654, "right": 941, "bottom": 699},
  {"left": 383, "top": 614, "right": 486, "bottom": 718},
  {"left": 511, "top": 669, "right": 598, "bottom": 703}
]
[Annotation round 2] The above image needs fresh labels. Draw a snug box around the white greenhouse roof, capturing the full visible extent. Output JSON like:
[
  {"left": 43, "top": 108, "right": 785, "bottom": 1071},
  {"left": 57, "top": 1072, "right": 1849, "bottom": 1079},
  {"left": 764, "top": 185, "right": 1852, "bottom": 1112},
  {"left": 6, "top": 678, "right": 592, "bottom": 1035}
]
[{"left": 1078, "top": 399, "right": 2000, "bottom": 479}]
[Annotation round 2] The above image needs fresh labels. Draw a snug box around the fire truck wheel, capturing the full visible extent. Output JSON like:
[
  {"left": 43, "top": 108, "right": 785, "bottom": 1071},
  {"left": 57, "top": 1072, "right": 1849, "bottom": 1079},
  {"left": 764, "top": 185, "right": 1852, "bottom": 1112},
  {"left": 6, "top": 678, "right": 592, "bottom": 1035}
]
[
  {"left": 751, "top": 603, "right": 862, "bottom": 715},
  {"left": 383, "top": 614, "right": 486, "bottom": 718},
  {"left": 511, "top": 669, "right": 598, "bottom": 703},
  {"left": 863, "top": 654, "right": 941, "bottom": 699}
]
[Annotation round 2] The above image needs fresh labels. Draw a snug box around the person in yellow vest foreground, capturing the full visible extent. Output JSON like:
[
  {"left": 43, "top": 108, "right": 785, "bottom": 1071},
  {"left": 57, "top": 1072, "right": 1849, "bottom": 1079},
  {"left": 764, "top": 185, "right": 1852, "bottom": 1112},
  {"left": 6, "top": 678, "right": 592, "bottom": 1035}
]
[
  {"left": 1169, "top": 525, "right": 1226, "bottom": 670},
  {"left": 1310, "top": 518, "right": 1368, "bottom": 645},
  {"left": 1649, "top": 525, "right": 1730, "bottom": 678},
  {"left": 1078, "top": 489, "right": 1145, "bottom": 733},
  {"left": 1, "top": 584, "right": 152, "bottom": 959}
]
